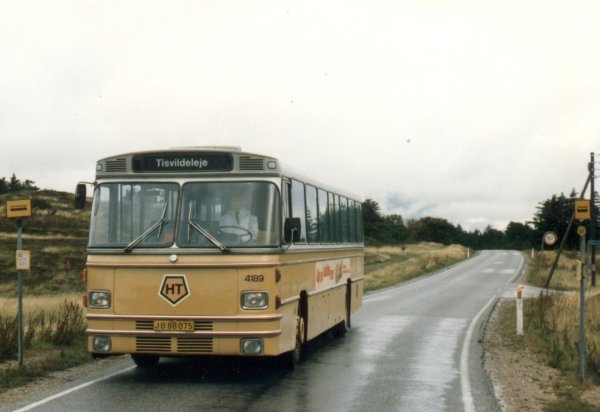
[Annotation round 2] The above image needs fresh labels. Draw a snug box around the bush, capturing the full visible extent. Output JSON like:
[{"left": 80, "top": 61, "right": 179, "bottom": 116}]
[
  {"left": 529, "top": 291, "right": 600, "bottom": 381},
  {"left": 0, "top": 315, "right": 18, "bottom": 361},
  {"left": 52, "top": 300, "right": 85, "bottom": 345}
]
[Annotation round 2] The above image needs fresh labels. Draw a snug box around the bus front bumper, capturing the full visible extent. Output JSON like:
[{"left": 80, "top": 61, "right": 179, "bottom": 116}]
[{"left": 86, "top": 313, "right": 283, "bottom": 357}]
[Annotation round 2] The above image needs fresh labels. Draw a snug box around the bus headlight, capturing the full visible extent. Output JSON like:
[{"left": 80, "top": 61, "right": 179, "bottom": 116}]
[
  {"left": 89, "top": 291, "right": 111, "bottom": 309},
  {"left": 93, "top": 336, "right": 112, "bottom": 352},
  {"left": 241, "top": 292, "right": 269, "bottom": 309},
  {"left": 241, "top": 338, "right": 263, "bottom": 355}
]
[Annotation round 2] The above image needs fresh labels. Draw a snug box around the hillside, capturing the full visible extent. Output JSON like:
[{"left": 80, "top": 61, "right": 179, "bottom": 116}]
[{"left": 0, "top": 190, "right": 90, "bottom": 296}]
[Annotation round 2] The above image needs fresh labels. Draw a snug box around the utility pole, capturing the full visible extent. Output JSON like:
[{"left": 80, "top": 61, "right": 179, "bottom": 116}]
[
  {"left": 6, "top": 200, "right": 32, "bottom": 367},
  {"left": 590, "top": 152, "right": 596, "bottom": 287},
  {"left": 578, "top": 224, "right": 587, "bottom": 383}
]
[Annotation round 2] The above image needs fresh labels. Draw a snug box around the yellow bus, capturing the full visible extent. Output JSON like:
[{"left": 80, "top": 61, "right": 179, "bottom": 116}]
[{"left": 75, "top": 147, "right": 364, "bottom": 368}]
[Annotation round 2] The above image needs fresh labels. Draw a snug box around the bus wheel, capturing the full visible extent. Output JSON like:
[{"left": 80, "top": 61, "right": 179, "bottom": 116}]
[
  {"left": 333, "top": 319, "right": 347, "bottom": 337},
  {"left": 131, "top": 354, "right": 160, "bottom": 368},
  {"left": 281, "top": 315, "right": 304, "bottom": 370},
  {"left": 334, "top": 283, "right": 351, "bottom": 337}
]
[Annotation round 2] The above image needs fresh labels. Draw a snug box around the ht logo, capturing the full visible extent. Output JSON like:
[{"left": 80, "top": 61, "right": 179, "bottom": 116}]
[{"left": 159, "top": 275, "right": 190, "bottom": 306}]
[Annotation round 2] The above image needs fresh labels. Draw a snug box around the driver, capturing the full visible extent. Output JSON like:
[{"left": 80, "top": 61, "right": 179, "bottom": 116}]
[{"left": 219, "top": 192, "right": 258, "bottom": 242}]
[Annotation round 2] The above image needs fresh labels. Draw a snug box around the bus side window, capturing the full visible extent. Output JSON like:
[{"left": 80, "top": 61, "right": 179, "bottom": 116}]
[
  {"left": 283, "top": 181, "right": 291, "bottom": 218},
  {"left": 318, "top": 189, "right": 330, "bottom": 243},
  {"left": 290, "top": 179, "right": 307, "bottom": 244},
  {"left": 305, "top": 185, "right": 319, "bottom": 244}
]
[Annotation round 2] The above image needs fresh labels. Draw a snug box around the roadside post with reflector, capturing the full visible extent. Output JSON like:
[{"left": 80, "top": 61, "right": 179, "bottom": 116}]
[
  {"left": 5, "top": 199, "right": 32, "bottom": 367},
  {"left": 516, "top": 285, "right": 524, "bottom": 336}
]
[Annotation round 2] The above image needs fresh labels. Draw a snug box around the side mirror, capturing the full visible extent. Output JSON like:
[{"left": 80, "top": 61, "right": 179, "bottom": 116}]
[
  {"left": 74, "top": 183, "right": 87, "bottom": 210},
  {"left": 284, "top": 217, "right": 301, "bottom": 243}
]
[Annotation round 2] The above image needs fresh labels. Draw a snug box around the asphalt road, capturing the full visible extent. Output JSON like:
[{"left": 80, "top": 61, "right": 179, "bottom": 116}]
[{"left": 7, "top": 250, "right": 524, "bottom": 412}]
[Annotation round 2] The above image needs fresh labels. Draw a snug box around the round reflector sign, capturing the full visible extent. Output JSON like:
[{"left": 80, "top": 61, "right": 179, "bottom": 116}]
[{"left": 543, "top": 231, "right": 558, "bottom": 246}]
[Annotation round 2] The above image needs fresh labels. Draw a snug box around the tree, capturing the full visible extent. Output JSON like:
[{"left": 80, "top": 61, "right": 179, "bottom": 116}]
[
  {"left": 381, "top": 214, "right": 408, "bottom": 243},
  {"left": 481, "top": 225, "right": 507, "bottom": 249},
  {"left": 22, "top": 179, "right": 39, "bottom": 191},
  {"left": 407, "top": 216, "right": 459, "bottom": 245},
  {"left": 505, "top": 222, "right": 535, "bottom": 249},
  {"left": 8, "top": 173, "right": 21, "bottom": 192},
  {"left": 0, "top": 173, "right": 39, "bottom": 193},
  {"left": 362, "top": 199, "right": 385, "bottom": 239},
  {"left": 0, "top": 177, "right": 7, "bottom": 194},
  {"left": 533, "top": 191, "right": 578, "bottom": 249}
]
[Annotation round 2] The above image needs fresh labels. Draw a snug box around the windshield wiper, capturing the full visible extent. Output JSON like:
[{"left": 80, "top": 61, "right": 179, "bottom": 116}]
[
  {"left": 124, "top": 202, "right": 168, "bottom": 253},
  {"left": 187, "top": 218, "right": 229, "bottom": 253}
]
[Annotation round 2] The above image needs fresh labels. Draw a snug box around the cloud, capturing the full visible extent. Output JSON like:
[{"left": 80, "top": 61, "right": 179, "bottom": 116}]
[{"left": 0, "top": 1, "right": 599, "bottom": 233}]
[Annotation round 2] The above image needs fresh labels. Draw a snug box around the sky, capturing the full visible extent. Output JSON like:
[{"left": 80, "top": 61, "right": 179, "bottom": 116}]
[{"left": 1, "top": 0, "right": 599, "bottom": 231}]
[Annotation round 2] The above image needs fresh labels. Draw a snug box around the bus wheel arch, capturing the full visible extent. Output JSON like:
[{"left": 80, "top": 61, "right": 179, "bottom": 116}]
[
  {"left": 299, "top": 290, "right": 309, "bottom": 344},
  {"left": 333, "top": 280, "right": 352, "bottom": 337},
  {"left": 345, "top": 279, "right": 352, "bottom": 329},
  {"left": 281, "top": 295, "right": 307, "bottom": 370}
]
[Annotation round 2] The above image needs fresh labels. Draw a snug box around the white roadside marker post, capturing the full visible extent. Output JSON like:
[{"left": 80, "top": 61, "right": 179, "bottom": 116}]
[{"left": 516, "top": 285, "right": 524, "bottom": 336}]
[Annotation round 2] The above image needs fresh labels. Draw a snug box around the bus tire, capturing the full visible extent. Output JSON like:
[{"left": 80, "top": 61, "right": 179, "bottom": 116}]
[
  {"left": 345, "top": 281, "right": 352, "bottom": 329},
  {"left": 281, "top": 313, "right": 304, "bottom": 370},
  {"left": 131, "top": 354, "right": 160, "bottom": 368},
  {"left": 334, "top": 281, "right": 352, "bottom": 337}
]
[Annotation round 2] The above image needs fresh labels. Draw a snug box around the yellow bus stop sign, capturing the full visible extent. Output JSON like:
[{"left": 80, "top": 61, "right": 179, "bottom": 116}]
[
  {"left": 575, "top": 200, "right": 591, "bottom": 220},
  {"left": 6, "top": 200, "right": 32, "bottom": 218},
  {"left": 577, "top": 226, "right": 587, "bottom": 237}
]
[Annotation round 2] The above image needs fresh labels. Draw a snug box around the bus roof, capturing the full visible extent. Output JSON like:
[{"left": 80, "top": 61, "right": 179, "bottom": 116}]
[{"left": 95, "top": 147, "right": 362, "bottom": 201}]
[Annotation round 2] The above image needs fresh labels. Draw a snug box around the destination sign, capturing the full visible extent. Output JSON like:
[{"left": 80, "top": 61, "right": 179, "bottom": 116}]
[{"left": 132, "top": 153, "right": 233, "bottom": 173}]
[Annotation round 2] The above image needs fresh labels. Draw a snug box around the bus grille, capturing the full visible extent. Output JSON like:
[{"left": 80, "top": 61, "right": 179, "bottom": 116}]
[
  {"left": 195, "top": 321, "right": 213, "bottom": 331},
  {"left": 239, "top": 156, "right": 264, "bottom": 171},
  {"left": 136, "top": 336, "right": 171, "bottom": 353},
  {"left": 135, "top": 320, "right": 214, "bottom": 331},
  {"left": 177, "top": 337, "right": 213, "bottom": 353},
  {"left": 105, "top": 158, "right": 128, "bottom": 172},
  {"left": 134, "top": 336, "right": 213, "bottom": 354}
]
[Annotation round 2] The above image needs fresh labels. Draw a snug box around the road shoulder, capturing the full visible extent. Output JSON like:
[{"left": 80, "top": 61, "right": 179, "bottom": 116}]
[
  {"left": 0, "top": 356, "right": 131, "bottom": 411},
  {"left": 484, "top": 298, "right": 561, "bottom": 411}
]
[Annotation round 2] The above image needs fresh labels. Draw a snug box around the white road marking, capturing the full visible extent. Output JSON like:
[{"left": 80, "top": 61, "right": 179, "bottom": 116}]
[
  {"left": 13, "top": 365, "right": 136, "bottom": 412},
  {"left": 460, "top": 296, "right": 495, "bottom": 412},
  {"left": 460, "top": 253, "right": 524, "bottom": 412}
]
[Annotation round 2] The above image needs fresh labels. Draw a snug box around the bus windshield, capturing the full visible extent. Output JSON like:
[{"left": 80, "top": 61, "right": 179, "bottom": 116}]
[
  {"left": 88, "top": 181, "right": 281, "bottom": 249},
  {"left": 89, "top": 183, "right": 179, "bottom": 248},
  {"left": 178, "top": 181, "right": 280, "bottom": 248}
]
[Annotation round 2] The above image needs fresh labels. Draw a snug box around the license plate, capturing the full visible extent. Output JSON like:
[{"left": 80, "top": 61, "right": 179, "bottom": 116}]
[{"left": 153, "top": 320, "right": 194, "bottom": 331}]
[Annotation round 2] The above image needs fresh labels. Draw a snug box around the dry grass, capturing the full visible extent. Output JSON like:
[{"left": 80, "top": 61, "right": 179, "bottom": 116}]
[
  {"left": 529, "top": 249, "right": 600, "bottom": 291},
  {"left": 527, "top": 290, "right": 600, "bottom": 383},
  {"left": 519, "top": 248, "right": 600, "bottom": 392},
  {"left": 0, "top": 294, "right": 83, "bottom": 317},
  {"left": 0, "top": 296, "right": 86, "bottom": 364},
  {"left": 0, "top": 233, "right": 85, "bottom": 240},
  {"left": 364, "top": 242, "right": 468, "bottom": 291}
]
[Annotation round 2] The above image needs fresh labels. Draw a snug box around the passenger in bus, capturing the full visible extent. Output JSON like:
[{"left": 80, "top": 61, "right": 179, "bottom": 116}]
[{"left": 219, "top": 192, "right": 258, "bottom": 242}]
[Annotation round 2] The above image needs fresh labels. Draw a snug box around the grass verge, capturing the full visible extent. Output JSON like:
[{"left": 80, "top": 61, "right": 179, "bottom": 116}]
[
  {"left": 364, "top": 242, "right": 468, "bottom": 291},
  {"left": 0, "top": 344, "right": 89, "bottom": 391},
  {"left": 493, "top": 250, "right": 600, "bottom": 409},
  {"left": 495, "top": 296, "right": 600, "bottom": 410},
  {"left": 0, "top": 298, "right": 89, "bottom": 392}
]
